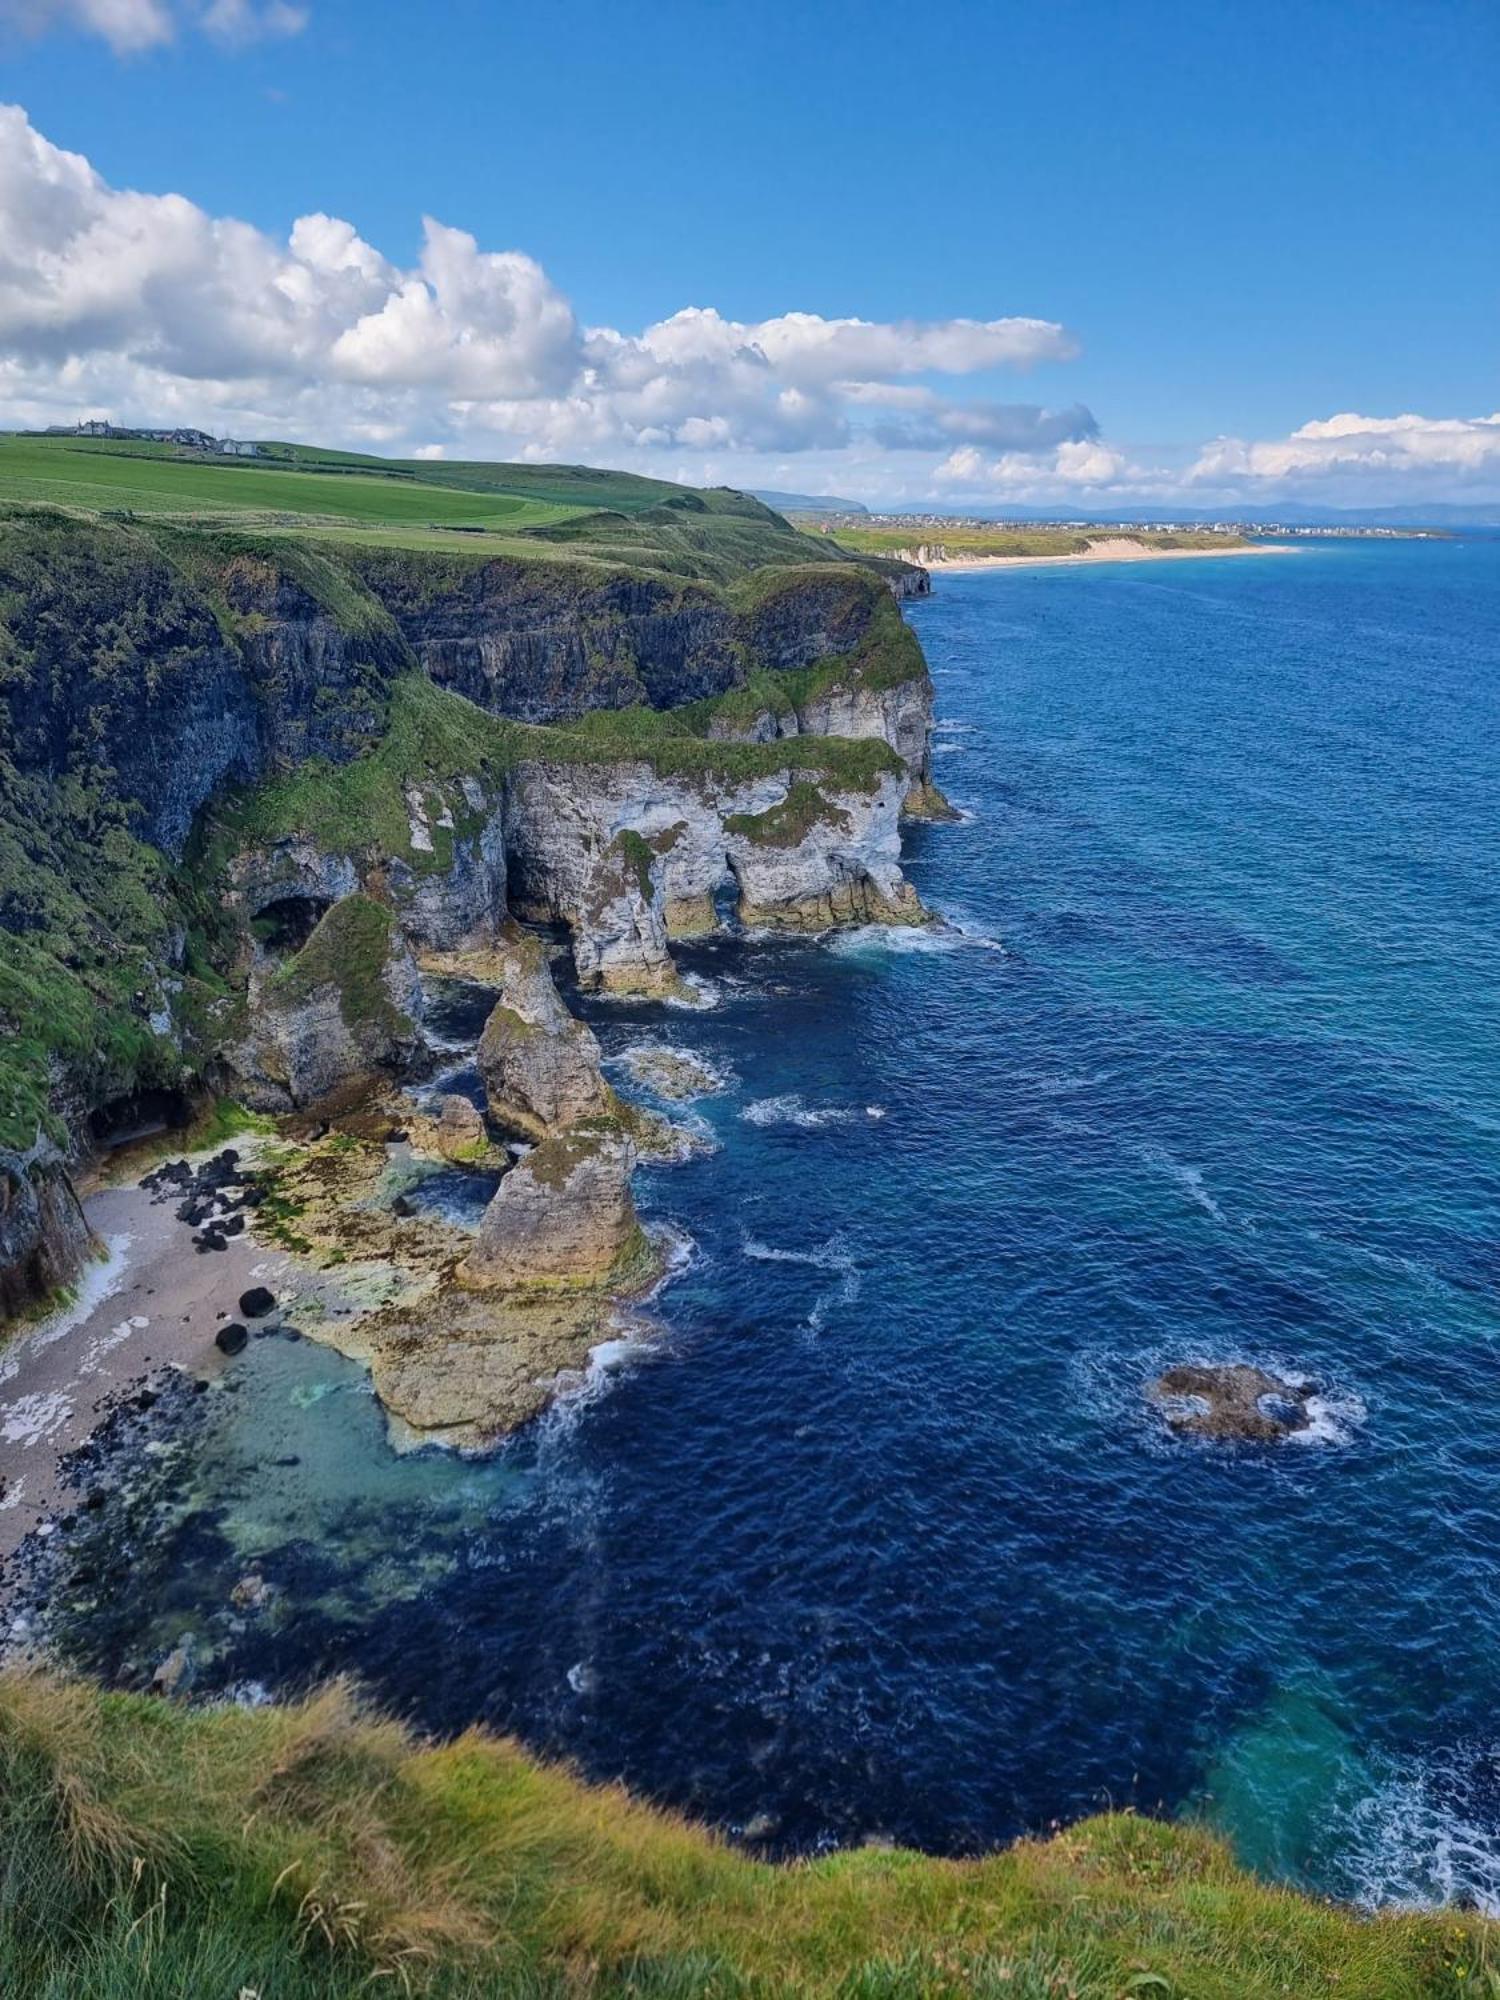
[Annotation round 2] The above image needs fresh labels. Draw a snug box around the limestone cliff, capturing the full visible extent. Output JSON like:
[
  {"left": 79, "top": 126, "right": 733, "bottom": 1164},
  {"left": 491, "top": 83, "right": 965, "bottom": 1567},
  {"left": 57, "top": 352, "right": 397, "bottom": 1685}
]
[
  {"left": 0, "top": 499, "right": 942, "bottom": 1319},
  {"left": 228, "top": 895, "right": 425, "bottom": 1112}
]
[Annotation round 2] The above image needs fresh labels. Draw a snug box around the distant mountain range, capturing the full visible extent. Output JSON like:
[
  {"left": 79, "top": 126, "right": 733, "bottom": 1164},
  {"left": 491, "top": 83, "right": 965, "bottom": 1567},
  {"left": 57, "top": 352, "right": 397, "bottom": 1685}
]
[{"left": 750, "top": 489, "right": 869, "bottom": 516}]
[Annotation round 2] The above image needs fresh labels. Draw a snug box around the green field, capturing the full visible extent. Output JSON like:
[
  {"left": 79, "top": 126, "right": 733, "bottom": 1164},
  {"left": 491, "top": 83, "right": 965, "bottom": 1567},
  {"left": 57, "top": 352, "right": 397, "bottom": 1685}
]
[
  {"left": 0, "top": 434, "right": 867, "bottom": 576},
  {"left": 0, "top": 436, "right": 584, "bottom": 536}
]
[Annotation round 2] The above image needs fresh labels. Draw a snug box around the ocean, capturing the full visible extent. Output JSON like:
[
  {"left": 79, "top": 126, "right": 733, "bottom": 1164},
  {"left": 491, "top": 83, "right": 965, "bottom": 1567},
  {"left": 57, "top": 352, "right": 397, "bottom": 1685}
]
[{"left": 34, "top": 538, "right": 1500, "bottom": 1909}]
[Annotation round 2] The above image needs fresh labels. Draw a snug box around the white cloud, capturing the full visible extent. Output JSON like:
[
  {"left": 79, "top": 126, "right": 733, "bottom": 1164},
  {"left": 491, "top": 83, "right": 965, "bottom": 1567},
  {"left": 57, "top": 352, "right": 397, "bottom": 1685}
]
[
  {"left": 934, "top": 437, "right": 1132, "bottom": 495},
  {"left": 0, "top": 104, "right": 1082, "bottom": 472},
  {"left": 0, "top": 0, "right": 305, "bottom": 52},
  {"left": 1190, "top": 412, "right": 1500, "bottom": 488}
]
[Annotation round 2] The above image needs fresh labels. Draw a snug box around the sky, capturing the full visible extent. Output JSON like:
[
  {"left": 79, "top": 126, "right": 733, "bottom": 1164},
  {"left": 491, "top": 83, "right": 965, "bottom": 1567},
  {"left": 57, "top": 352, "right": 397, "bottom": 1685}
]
[{"left": 0, "top": 0, "right": 1495, "bottom": 510}]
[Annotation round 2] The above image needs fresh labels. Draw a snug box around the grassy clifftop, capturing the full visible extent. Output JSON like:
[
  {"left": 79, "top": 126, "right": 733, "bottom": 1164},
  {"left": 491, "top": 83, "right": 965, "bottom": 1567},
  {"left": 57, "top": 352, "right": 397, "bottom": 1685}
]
[
  {"left": 0, "top": 435, "right": 887, "bottom": 582},
  {"left": 0, "top": 1670, "right": 1486, "bottom": 1999}
]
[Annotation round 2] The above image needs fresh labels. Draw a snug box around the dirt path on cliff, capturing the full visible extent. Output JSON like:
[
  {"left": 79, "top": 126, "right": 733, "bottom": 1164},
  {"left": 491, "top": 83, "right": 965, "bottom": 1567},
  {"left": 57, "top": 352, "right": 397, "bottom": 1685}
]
[{"left": 0, "top": 1176, "right": 298, "bottom": 1574}]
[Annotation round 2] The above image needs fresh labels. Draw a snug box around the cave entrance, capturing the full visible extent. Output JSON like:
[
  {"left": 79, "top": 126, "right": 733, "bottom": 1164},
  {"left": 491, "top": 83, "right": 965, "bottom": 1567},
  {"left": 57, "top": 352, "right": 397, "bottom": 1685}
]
[
  {"left": 89, "top": 1085, "right": 197, "bottom": 1152},
  {"left": 253, "top": 894, "right": 332, "bottom": 955},
  {"left": 716, "top": 861, "right": 745, "bottom": 932}
]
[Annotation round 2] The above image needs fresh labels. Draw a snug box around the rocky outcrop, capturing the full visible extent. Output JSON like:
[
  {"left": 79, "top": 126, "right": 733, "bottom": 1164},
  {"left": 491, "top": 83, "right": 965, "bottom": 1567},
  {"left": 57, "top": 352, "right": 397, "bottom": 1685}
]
[
  {"left": 504, "top": 753, "right": 925, "bottom": 990},
  {"left": 460, "top": 1129, "right": 642, "bottom": 1289},
  {"left": 1150, "top": 1363, "right": 1314, "bottom": 1442},
  {"left": 0, "top": 1140, "right": 99, "bottom": 1323},
  {"left": 230, "top": 894, "right": 425, "bottom": 1111},
  {"left": 474, "top": 926, "right": 616, "bottom": 1137}
]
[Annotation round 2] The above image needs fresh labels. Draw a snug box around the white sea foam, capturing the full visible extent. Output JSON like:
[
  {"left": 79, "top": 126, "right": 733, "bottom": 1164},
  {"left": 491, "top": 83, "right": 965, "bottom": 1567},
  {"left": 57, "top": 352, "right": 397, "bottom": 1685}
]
[
  {"left": 933, "top": 719, "right": 976, "bottom": 734},
  {"left": 4, "top": 1231, "right": 134, "bottom": 1377},
  {"left": 742, "top": 1232, "right": 860, "bottom": 1332},
  {"left": 1340, "top": 1756, "right": 1500, "bottom": 1914},
  {"left": 933, "top": 742, "right": 969, "bottom": 757},
  {"left": 740, "top": 1094, "right": 860, "bottom": 1130},
  {"left": 827, "top": 917, "right": 1003, "bottom": 958}
]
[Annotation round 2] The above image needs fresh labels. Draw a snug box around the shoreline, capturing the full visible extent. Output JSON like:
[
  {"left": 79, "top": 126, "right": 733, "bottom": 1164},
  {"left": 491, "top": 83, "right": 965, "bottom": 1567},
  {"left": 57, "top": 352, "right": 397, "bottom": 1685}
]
[{"left": 928, "top": 539, "right": 1295, "bottom": 573}]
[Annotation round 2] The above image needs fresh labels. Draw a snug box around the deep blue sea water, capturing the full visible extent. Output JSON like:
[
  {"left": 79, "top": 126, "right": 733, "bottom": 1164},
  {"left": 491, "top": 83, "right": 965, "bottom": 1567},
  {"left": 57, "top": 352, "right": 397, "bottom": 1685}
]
[{"left": 39, "top": 539, "right": 1500, "bottom": 1907}]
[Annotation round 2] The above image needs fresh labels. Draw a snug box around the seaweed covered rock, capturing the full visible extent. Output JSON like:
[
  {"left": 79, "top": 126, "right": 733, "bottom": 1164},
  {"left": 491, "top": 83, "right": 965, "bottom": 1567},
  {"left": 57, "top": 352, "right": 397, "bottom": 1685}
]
[
  {"left": 460, "top": 1128, "right": 642, "bottom": 1289},
  {"left": 231, "top": 894, "right": 424, "bottom": 1111}
]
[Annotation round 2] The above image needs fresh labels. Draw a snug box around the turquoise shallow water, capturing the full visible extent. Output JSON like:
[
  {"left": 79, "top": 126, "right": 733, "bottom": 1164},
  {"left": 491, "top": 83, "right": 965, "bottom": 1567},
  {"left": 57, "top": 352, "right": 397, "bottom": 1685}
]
[{"left": 31, "top": 537, "right": 1500, "bottom": 1906}]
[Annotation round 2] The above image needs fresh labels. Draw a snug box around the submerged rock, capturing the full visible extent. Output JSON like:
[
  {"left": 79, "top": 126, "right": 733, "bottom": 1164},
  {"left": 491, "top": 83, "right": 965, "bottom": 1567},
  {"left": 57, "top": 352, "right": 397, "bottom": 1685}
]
[
  {"left": 617, "top": 1045, "right": 724, "bottom": 1102},
  {"left": 1150, "top": 1363, "right": 1314, "bottom": 1442}
]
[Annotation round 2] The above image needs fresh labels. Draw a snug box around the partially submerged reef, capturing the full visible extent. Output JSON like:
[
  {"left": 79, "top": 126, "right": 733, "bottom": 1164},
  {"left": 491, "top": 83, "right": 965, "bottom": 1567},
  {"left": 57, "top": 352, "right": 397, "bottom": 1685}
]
[{"left": 0, "top": 489, "right": 947, "bottom": 1442}]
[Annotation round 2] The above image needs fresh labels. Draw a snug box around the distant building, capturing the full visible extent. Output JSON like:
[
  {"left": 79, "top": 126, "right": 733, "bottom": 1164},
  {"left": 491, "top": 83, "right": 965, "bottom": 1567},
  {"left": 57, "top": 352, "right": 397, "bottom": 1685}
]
[{"left": 43, "top": 419, "right": 260, "bottom": 457}]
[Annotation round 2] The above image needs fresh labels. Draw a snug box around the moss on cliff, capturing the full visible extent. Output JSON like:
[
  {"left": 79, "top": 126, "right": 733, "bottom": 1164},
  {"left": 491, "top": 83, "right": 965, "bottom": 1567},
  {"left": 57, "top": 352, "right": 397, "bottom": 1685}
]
[
  {"left": 725, "top": 781, "right": 852, "bottom": 849},
  {"left": 270, "top": 894, "right": 413, "bottom": 1042}
]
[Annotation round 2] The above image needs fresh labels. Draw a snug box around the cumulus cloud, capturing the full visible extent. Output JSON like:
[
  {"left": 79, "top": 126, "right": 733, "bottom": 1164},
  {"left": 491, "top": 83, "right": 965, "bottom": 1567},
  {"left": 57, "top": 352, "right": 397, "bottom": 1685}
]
[
  {"left": 934, "top": 437, "right": 1133, "bottom": 494},
  {"left": 1190, "top": 411, "right": 1500, "bottom": 488},
  {"left": 0, "top": 0, "right": 305, "bottom": 51},
  {"left": 0, "top": 103, "right": 1081, "bottom": 469}
]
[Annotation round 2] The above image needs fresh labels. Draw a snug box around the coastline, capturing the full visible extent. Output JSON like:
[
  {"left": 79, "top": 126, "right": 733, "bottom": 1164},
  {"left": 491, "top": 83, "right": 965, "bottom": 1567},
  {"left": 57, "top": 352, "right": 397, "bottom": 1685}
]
[{"left": 927, "top": 538, "right": 1295, "bottom": 573}]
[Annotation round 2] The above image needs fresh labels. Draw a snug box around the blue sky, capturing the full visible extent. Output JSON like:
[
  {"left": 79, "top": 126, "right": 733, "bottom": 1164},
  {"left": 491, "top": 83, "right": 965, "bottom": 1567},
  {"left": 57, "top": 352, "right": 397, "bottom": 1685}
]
[{"left": 1, "top": 0, "right": 1496, "bottom": 506}]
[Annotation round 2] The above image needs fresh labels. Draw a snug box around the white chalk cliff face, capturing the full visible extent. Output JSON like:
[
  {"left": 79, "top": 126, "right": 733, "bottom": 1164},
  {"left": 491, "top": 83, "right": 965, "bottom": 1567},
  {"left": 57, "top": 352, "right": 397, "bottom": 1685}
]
[{"left": 503, "top": 757, "right": 925, "bottom": 994}]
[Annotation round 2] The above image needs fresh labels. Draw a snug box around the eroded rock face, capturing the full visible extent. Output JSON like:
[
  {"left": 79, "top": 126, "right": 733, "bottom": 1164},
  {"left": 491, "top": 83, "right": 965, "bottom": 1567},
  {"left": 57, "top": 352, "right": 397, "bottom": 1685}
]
[
  {"left": 727, "top": 769, "right": 926, "bottom": 931},
  {"left": 475, "top": 928, "right": 615, "bottom": 1137},
  {"left": 504, "top": 758, "right": 926, "bottom": 988},
  {"left": 0, "top": 1141, "right": 99, "bottom": 1322},
  {"left": 231, "top": 894, "right": 425, "bottom": 1111},
  {"left": 460, "top": 1129, "right": 641, "bottom": 1289},
  {"left": 1150, "top": 1363, "right": 1314, "bottom": 1442}
]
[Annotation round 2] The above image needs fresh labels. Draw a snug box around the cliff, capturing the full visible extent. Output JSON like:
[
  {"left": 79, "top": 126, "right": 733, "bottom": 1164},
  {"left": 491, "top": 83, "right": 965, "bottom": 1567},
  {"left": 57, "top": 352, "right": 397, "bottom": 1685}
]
[
  {"left": 0, "top": 485, "right": 939, "bottom": 1321},
  {"left": 0, "top": 1669, "right": 1483, "bottom": 1998}
]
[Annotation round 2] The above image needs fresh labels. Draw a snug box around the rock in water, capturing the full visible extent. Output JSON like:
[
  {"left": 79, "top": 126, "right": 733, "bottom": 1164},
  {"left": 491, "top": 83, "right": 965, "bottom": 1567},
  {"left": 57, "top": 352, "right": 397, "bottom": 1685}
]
[
  {"left": 460, "top": 1130, "right": 641, "bottom": 1288},
  {"left": 475, "top": 925, "right": 614, "bottom": 1137},
  {"left": 238, "top": 1286, "right": 276, "bottom": 1318},
  {"left": 214, "top": 1322, "right": 249, "bottom": 1355},
  {"left": 1150, "top": 1363, "right": 1313, "bottom": 1442},
  {"left": 432, "top": 1092, "right": 491, "bottom": 1161}
]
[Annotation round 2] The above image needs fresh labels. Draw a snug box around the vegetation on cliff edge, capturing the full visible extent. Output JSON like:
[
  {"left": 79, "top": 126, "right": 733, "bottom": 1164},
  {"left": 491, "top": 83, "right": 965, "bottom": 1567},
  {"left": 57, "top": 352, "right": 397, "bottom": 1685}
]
[{"left": 0, "top": 1670, "right": 1488, "bottom": 1999}]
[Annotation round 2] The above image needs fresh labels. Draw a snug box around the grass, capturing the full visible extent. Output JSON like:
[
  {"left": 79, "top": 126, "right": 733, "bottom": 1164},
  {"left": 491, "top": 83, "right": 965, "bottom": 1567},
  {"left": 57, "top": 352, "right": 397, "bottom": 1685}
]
[
  {"left": 0, "top": 436, "right": 582, "bottom": 535},
  {"left": 0, "top": 1668, "right": 1490, "bottom": 1999},
  {"left": 271, "top": 894, "right": 414, "bottom": 1040},
  {"left": 0, "top": 437, "right": 866, "bottom": 579}
]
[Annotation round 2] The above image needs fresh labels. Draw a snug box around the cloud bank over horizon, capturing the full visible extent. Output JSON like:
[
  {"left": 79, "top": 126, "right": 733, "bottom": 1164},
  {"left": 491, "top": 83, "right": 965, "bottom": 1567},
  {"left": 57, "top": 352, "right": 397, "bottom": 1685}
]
[{"left": 0, "top": 102, "right": 1492, "bottom": 511}]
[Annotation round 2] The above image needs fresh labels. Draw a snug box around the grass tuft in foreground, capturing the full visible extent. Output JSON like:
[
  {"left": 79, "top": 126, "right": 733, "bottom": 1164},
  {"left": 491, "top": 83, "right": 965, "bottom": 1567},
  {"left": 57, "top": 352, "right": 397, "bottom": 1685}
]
[{"left": 0, "top": 1669, "right": 1491, "bottom": 1998}]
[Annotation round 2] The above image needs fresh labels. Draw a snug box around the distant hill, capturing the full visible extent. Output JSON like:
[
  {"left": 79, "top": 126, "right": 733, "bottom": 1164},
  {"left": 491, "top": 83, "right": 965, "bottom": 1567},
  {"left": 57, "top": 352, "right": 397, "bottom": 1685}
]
[{"left": 751, "top": 489, "right": 869, "bottom": 516}]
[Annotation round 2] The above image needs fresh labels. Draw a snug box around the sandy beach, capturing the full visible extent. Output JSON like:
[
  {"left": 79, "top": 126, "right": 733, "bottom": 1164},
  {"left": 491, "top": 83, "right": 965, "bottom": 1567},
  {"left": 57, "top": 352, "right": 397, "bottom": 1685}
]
[
  {"left": 0, "top": 1161, "right": 299, "bottom": 1572},
  {"left": 928, "top": 537, "right": 1295, "bottom": 573}
]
